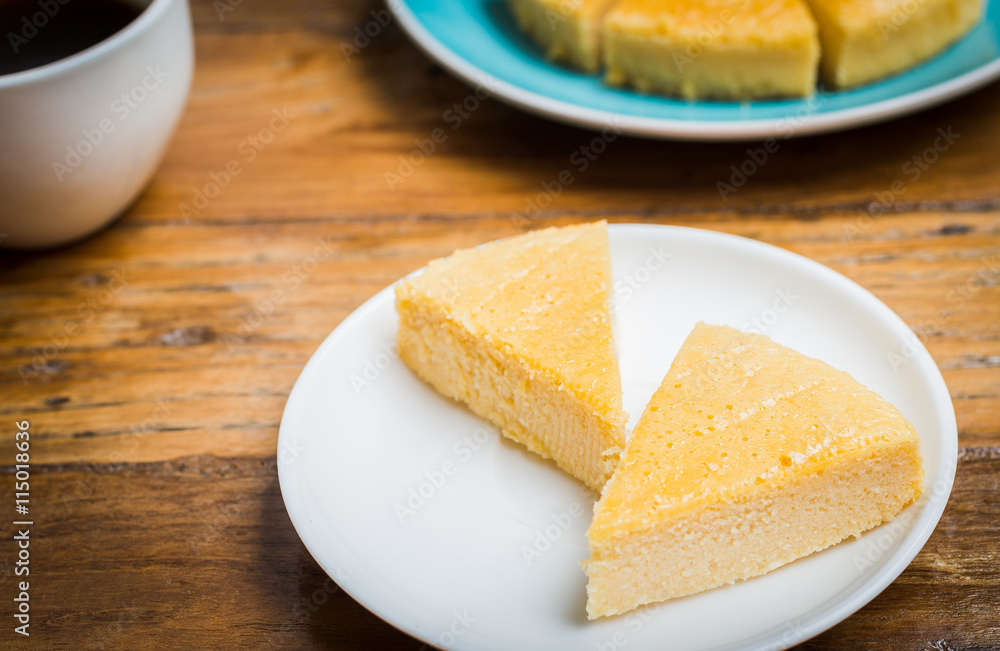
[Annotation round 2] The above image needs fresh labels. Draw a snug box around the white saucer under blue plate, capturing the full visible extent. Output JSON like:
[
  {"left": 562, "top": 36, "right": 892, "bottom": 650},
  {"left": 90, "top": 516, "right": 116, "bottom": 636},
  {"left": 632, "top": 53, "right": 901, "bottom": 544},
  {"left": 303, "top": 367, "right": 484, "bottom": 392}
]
[{"left": 388, "top": 0, "right": 1000, "bottom": 139}]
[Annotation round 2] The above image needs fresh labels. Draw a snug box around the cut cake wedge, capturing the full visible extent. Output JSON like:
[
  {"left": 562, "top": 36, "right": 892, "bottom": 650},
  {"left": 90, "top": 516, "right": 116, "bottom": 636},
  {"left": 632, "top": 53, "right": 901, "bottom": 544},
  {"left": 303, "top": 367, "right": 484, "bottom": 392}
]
[
  {"left": 585, "top": 322, "right": 923, "bottom": 618},
  {"left": 395, "top": 222, "right": 627, "bottom": 491},
  {"left": 603, "top": 0, "right": 821, "bottom": 99},
  {"left": 803, "top": 0, "right": 983, "bottom": 88},
  {"left": 507, "top": 0, "right": 621, "bottom": 72}
]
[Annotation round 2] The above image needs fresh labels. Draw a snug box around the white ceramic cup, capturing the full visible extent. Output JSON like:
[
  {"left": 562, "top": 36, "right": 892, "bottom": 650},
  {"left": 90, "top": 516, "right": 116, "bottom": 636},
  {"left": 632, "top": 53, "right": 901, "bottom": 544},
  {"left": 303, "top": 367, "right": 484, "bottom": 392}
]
[{"left": 0, "top": 0, "right": 193, "bottom": 249}]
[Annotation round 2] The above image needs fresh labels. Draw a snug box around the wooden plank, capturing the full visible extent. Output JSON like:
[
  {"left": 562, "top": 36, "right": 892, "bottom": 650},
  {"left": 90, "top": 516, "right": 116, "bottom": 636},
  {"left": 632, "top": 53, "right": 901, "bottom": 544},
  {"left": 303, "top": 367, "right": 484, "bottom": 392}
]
[
  {"left": 131, "top": 0, "right": 1000, "bottom": 224},
  {"left": 804, "top": 449, "right": 1000, "bottom": 649},
  {"left": 1, "top": 214, "right": 997, "bottom": 466},
  {"left": 3, "top": 453, "right": 996, "bottom": 649},
  {"left": 0, "top": 0, "right": 997, "bottom": 646}
]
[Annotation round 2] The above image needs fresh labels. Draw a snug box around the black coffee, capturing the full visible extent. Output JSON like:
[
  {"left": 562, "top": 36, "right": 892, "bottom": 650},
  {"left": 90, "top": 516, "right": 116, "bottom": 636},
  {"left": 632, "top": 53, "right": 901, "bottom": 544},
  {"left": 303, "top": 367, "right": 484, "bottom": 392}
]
[{"left": 0, "top": 0, "right": 144, "bottom": 76}]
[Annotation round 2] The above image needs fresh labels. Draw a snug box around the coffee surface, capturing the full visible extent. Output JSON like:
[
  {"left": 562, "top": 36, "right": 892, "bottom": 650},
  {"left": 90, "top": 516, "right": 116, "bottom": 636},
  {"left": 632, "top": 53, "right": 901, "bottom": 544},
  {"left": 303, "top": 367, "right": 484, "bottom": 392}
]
[{"left": 1, "top": 0, "right": 143, "bottom": 76}]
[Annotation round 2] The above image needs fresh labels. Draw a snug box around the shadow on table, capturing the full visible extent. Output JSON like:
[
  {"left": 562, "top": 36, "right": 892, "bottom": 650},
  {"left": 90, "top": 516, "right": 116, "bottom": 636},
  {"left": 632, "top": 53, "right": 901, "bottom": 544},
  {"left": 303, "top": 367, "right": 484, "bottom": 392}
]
[
  {"left": 253, "top": 473, "right": 420, "bottom": 649},
  {"left": 346, "top": 0, "right": 1000, "bottom": 217}
]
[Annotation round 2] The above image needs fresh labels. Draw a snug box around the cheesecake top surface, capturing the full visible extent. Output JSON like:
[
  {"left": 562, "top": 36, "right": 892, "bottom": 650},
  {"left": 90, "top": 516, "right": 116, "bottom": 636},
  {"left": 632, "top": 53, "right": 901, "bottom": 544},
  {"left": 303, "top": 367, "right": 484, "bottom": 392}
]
[
  {"left": 803, "top": 0, "right": 976, "bottom": 28},
  {"left": 590, "top": 323, "right": 922, "bottom": 538},
  {"left": 606, "top": 0, "right": 819, "bottom": 42},
  {"left": 525, "top": 0, "right": 621, "bottom": 19},
  {"left": 396, "top": 221, "right": 624, "bottom": 422}
]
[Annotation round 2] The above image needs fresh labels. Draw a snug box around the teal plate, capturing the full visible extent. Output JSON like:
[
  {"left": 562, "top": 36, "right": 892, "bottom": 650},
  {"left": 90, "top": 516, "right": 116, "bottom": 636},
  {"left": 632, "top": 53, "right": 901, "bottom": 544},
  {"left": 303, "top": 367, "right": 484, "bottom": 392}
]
[{"left": 389, "top": 0, "right": 1000, "bottom": 139}]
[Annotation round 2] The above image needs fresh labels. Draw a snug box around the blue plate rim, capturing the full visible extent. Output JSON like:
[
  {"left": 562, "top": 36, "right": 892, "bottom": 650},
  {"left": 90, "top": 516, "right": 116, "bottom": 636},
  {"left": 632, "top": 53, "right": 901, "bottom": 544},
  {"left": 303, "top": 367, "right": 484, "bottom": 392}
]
[{"left": 389, "top": 0, "right": 1000, "bottom": 140}]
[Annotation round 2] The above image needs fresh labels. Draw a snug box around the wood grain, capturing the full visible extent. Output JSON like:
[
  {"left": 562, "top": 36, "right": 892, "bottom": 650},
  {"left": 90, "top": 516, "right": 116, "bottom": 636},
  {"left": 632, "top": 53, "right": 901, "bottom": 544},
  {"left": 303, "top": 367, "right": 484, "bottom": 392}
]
[
  {"left": 3, "top": 452, "right": 996, "bottom": 649},
  {"left": 0, "top": 0, "right": 998, "bottom": 648}
]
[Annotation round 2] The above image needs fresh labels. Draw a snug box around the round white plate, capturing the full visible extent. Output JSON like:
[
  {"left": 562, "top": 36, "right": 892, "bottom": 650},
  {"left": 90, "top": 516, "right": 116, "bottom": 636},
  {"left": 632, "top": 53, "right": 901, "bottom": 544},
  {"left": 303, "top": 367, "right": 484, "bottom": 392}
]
[
  {"left": 388, "top": 0, "right": 1000, "bottom": 140},
  {"left": 278, "top": 224, "right": 957, "bottom": 650}
]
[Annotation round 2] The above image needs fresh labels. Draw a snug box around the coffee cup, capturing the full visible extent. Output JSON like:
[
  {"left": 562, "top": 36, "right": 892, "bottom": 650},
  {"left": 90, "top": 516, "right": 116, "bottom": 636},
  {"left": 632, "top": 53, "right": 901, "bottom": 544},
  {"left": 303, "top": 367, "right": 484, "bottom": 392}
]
[{"left": 0, "top": 0, "right": 193, "bottom": 249}]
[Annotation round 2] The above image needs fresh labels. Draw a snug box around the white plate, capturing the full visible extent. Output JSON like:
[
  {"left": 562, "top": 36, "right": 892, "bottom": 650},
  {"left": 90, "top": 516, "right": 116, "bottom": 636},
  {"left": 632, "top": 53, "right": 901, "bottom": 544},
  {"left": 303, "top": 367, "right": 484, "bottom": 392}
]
[{"left": 278, "top": 224, "right": 957, "bottom": 650}]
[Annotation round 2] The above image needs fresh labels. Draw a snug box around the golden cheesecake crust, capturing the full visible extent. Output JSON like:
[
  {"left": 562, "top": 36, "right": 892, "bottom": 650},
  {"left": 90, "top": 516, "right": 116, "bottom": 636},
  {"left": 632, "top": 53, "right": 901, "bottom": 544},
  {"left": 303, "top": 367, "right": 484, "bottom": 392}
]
[
  {"left": 395, "top": 222, "right": 627, "bottom": 491},
  {"left": 585, "top": 323, "right": 924, "bottom": 618},
  {"left": 507, "top": 0, "right": 620, "bottom": 72},
  {"left": 804, "top": 0, "right": 983, "bottom": 88},
  {"left": 603, "top": 0, "right": 821, "bottom": 99},
  {"left": 507, "top": 0, "right": 982, "bottom": 98}
]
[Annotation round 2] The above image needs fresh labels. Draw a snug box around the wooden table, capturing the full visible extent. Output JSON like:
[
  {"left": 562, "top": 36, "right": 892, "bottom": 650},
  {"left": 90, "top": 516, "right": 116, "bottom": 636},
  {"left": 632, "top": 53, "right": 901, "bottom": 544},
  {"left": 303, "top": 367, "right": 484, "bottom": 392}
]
[{"left": 2, "top": 0, "right": 998, "bottom": 647}]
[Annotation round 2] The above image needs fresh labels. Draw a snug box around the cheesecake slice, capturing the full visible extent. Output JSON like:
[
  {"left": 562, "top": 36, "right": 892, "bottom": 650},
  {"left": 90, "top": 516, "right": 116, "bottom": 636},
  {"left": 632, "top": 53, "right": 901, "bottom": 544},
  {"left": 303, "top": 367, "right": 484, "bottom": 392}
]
[
  {"left": 507, "top": 0, "right": 620, "bottom": 72},
  {"left": 603, "top": 0, "right": 821, "bottom": 99},
  {"left": 804, "top": 0, "right": 983, "bottom": 88},
  {"left": 396, "top": 222, "right": 627, "bottom": 491},
  {"left": 585, "top": 323, "right": 923, "bottom": 618}
]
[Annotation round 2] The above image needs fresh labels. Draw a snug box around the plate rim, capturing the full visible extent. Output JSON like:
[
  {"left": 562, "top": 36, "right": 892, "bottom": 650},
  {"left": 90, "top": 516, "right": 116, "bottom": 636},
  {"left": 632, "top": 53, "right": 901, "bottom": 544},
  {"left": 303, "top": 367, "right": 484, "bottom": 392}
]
[
  {"left": 278, "top": 224, "right": 958, "bottom": 650},
  {"left": 387, "top": 0, "right": 1000, "bottom": 141}
]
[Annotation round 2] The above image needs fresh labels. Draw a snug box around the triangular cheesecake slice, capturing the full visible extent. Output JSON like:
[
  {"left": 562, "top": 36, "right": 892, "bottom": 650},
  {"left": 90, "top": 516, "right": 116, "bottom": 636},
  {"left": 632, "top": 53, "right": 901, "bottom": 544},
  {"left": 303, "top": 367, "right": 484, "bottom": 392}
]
[
  {"left": 396, "top": 222, "right": 627, "bottom": 491},
  {"left": 585, "top": 323, "right": 923, "bottom": 618}
]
